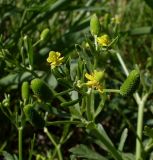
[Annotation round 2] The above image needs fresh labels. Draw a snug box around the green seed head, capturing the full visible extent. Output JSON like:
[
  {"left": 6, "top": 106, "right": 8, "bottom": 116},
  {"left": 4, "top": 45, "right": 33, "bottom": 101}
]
[
  {"left": 40, "top": 28, "right": 50, "bottom": 41},
  {"left": 31, "top": 78, "right": 52, "bottom": 101},
  {"left": 120, "top": 69, "right": 140, "bottom": 97},
  {"left": 90, "top": 14, "right": 101, "bottom": 36},
  {"left": 24, "top": 104, "right": 45, "bottom": 128},
  {"left": 21, "top": 81, "right": 29, "bottom": 102}
]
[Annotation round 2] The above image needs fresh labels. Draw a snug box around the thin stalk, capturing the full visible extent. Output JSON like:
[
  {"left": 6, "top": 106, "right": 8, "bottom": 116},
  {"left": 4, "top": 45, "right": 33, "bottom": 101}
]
[
  {"left": 18, "top": 127, "right": 23, "bottom": 160},
  {"left": 54, "top": 88, "right": 73, "bottom": 97},
  {"left": 94, "top": 35, "right": 98, "bottom": 51},
  {"left": 46, "top": 120, "right": 81, "bottom": 126},
  {"left": 116, "top": 52, "right": 129, "bottom": 76},
  {"left": 86, "top": 89, "right": 94, "bottom": 121},
  {"left": 51, "top": 89, "right": 66, "bottom": 103},
  {"left": 103, "top": 89, "right": 120, "bottom": 93},
  {"left": 44, "top": 127, "right": 63, "bottom": 160},
  {"left": 33, "top": 39, "right": 42, "bottom": 47},
  {"left": 28, "top": 134, "right": 35, "bottom": 160},
  {"left": 19, "top": 9, "right": 27, "bottom": 27}
]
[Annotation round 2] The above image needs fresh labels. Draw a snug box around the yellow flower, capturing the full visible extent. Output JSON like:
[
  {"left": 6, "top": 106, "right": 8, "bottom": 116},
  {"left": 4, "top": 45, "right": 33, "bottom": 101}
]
[
  {"left": 111, "top": 15, "right": 121, "bottom": 24},
  {"left": 47, "top": 51, "right": 64, "bottom": 69},
  {"left": 97, "top": 34, "right": 110, "bottom": 47},
  {"left": 85, "top": 70, "right": 104, "bottom": 93}
]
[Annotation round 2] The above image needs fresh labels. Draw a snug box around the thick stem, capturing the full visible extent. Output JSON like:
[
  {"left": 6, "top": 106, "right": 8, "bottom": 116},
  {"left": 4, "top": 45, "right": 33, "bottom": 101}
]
[
  {"left": 136, "top": 94, "right": 148, "bottom": 160},
  {"left": 56, "top": 145, "right": 63, "bottom": 160},
  {"left": 18, "top": 127, "right": 23, "bottom": 160},
  {"left": 136, "top": 101, "right": 144, "bottom": 160}
]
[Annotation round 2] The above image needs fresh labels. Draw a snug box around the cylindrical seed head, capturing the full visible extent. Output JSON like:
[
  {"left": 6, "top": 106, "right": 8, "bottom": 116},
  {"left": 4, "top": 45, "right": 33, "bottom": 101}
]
[
  {"left": 31, "top": 78, "right": 52, "bottom": 101},
  {"left": 40, "top": 28, "right": 50, "bottom": 41},
  {"left": 21, "top": 81, "right": 29, "bottom": 102},
  {"left": 120, "top": 69, "right": 140, "bottom": 97}
]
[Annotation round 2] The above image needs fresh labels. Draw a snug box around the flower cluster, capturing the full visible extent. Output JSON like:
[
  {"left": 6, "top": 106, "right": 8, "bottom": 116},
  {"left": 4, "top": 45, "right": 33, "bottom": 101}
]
[
  {"left": 47, "top": 51, "right": 64, "bottom": 69},
  {"left": 97, "top": 34, "right": 110, "bottom": 47}
]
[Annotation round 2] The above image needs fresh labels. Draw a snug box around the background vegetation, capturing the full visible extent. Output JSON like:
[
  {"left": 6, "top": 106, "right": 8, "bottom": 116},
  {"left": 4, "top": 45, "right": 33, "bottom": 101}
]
[{"left": 0, "top": 0, "right": 153, "bottom": 159}]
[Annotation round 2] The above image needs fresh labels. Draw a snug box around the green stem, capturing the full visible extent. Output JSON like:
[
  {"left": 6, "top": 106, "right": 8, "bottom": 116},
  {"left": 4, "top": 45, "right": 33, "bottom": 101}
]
[
  {"left": 46, "top": 120, "right": 81, "bottom": 126},
  {"left": 44, "top": 127, "right": 63, "bottom": 160},
  {"left": 54, "top": 88, "right": 73, "bottom": 97},
  {"left": 103, "top": 89, "right": 120, "bottom": 93},
  {"left": 33, "top": 39, "right": 42, "bottom": 47},
  {"left": 18, "top": 127, "right": 23, "bottom": 160},
  {"left": 136, "top": 94, "right": 148, "bottom": 160},
  {"left": 116, "top": 52, "right": 129, "bottom": 76},
  {"left": 94, "top": 35, "right": 98, "bottom": 51},
  {"left": 86, "top": 89, "right": 94, "bottom": 121},
  {"left": 56, "top": 145, "right": 62, "bottom": 160},
  {"left": 28, "top": 134, "right": 35, "bottom": 160}
]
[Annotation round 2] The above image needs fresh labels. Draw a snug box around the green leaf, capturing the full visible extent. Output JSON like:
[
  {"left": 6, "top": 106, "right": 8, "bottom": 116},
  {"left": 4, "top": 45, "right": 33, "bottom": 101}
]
[
  {"left": 118, "top": 128, "right": 128, "bottom": 152},
  {"left": 121, "top": 153, "right": 135, "bottom": 160},
  {"left": 2, "top": 151, "right": 18, "bottom": 160},
  {"left": 69, "top": 144, "right": 107, "bottom": 160},
  {"left": 144, "top": 0, "right": 153, "bottom": 10},
  {"left": 129, "top": 26, "right": 153, "bottom": 35},
  {"left": 90, "top": 124, "right": 122, "bottom": 160},
  {"left": 69, "top": 105, "right": 82, "bottom": 119},
  {"left": 23, "top": 36, "right": 34, "bottom": 69},
  {"left": 144, "top": 126, "right": 153, "bottom": 139},
  {"left": 0, "top": 72, "right": 31, "bottom": 88},
  {"left": 96, "top": 124, "right": 114, "bottom": 148}
]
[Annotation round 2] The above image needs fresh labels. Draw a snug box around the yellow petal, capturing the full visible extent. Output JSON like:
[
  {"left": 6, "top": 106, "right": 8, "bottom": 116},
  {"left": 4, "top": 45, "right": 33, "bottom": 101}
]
[{"left": 85, "top": 73, "right": 95, "bottom": 81}]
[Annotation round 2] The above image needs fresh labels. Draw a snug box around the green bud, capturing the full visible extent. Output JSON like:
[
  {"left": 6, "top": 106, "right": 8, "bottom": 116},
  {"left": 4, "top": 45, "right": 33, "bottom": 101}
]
[
  {"left": 40, "top": 28, "right": 50, "bottom": 41},
  {"left": 94, "top": 70, "right": 105, "bottom": 83},
  {"left": 120, "top": 69, "right": 140, "bottom": 97},
  {"left": 24, "top": 104, "right": 45, "bottom": 128},
  {"left": 21, "top": 81, "right": 29, "bottom": 102},
  {"left": 90, "top": 14, "right": 101, "bottom": 36},
  {"left": 2, "top": 94, "right": 10, "bottom": 107},
  {"left": 31, "top": 78, "right": 52, "bottom": 102}
]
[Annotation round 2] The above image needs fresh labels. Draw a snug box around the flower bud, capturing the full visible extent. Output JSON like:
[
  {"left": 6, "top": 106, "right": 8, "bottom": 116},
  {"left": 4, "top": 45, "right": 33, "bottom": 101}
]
[
  {"left": 24, "top": 104, "right": 45, "bottom": 128},
  {"left": 21, "top": 81, "right": 29, "bottom": 102},
  {"left": 94, "top": 70, "right": 105, "bottom": 83},
  {"left": 90, "top": 14, "right": 101, "bottom": 36},
  {"left": 31, "top": 78, "right": 52, "bottom": 101},
  {"left": 40, "top": 28, "right": 50, "bottom": 41},
  {"left": 120, "top": 70, "right": 140, "bottom": 97},
  {"left": 2, "top": 94, "right": 10, "bottom": 107}
]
